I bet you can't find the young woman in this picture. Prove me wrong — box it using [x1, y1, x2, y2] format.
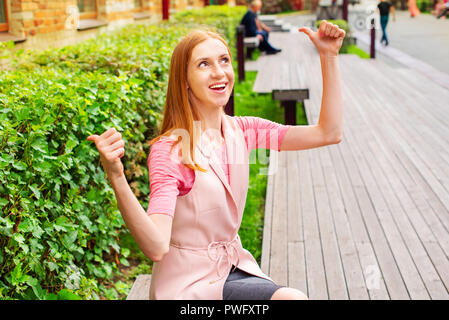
[87, 20, 345, 300]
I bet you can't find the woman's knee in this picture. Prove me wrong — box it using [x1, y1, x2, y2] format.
[270, 287, 308, 300]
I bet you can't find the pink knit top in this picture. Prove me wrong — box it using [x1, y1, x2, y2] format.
[147, 116, 291, 217]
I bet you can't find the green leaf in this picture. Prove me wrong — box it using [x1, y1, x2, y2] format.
[54, 216, 73, 232]
[57, 289, 81, 300]
[62, 230, 78, 249]
[26, 277, 46, 300]
[86, 188, 97, 202]
[13, 233, 25, 244]
[61, 171, 71, 182]
[0, 198, 8, 208]
[12, 161, 26, 171]
[66, 134, 79, 152]
[10, 262, 25, 286]
[29, 184, 41, 200]
[119, 258, 130, 267]
[47, 261, 58, 272]
[31, 137, 48, 154]
[45, 293, 58, 300]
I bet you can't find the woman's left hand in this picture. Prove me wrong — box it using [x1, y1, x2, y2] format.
[299, 20, 346, 57]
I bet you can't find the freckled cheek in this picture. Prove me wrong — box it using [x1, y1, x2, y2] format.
[226, 68, 235, 88]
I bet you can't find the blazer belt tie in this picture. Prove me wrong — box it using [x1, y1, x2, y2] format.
[169, 235, 241, 284]
[207, 236, 240, 284]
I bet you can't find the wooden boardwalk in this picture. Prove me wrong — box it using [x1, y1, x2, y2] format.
[259, 32, 449, 300]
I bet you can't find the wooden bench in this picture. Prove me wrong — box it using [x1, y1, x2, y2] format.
[253, 60, 309, 125]
[126, 274, 152, 300]
[259, 15, 291, 33]
[244, 36, 260, 60]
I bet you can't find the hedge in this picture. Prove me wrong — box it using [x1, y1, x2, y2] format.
[0, 5, 246, 300]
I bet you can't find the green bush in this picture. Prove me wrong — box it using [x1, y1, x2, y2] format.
[0, 5, 246, 300]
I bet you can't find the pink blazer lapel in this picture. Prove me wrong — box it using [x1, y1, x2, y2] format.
[196, 113, 247, 213]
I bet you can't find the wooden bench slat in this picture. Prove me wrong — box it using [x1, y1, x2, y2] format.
[126, 274, 152, 300]
[244, 37, 260, 48]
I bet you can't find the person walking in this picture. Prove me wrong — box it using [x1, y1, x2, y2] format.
[87, 21, 345, 300]
[377, 0, 396, 46]
[408, 0, 421, 17]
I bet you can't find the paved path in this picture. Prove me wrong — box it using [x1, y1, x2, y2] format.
[271, 9, 449, 88]
[366, 10, 449, 75]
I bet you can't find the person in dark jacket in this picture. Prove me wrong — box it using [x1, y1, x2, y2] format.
[376, 0, 396, 46]
[240, 0, 281, 54]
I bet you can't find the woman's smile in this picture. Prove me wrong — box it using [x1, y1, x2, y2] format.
[187, 38, 235, 111]
[208, 81, 228, 93]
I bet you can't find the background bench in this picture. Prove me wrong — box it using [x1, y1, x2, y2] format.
[244, 36, 260, 59]
[259, 15, 292, 32]
[253, 60, 309, 125]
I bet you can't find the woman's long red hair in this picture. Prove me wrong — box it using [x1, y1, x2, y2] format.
[148, 30, 232, 172]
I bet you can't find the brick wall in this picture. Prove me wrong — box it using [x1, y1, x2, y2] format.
[9, 0, 76, 37]
[5, 0, 207, 40]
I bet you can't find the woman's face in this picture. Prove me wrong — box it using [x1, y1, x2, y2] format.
[186, 38, 234, 114]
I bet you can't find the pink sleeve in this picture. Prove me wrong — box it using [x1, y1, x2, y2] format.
[146, 138, 194, 217]
[234, 116, 291, 151]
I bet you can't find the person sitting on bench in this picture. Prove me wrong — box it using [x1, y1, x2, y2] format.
[240, 0, 282, 55]
[437, 0, 449, 18]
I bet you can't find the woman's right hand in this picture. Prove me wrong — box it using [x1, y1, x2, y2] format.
[87, 128, 125, 181]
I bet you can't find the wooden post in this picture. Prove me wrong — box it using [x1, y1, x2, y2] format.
[370, 18, 375, 59]
[225, 88, 234, 116]
[162, 0, 169, 20]
[236, 25, 245, 83]
[401, 0, 407, 10]
[343, 0, 348, 21]
[282, 101, 297, 125]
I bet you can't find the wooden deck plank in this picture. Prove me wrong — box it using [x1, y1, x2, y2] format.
[309, 144, 349, 300]
[303, 51, 403, 299]
[303, 53, 390, 299]
[301, 51, 388, 299]
[339, 58, 449, 297]
[287, 151, 303, 244]
[286, 151, 307, 293]
[328, 138, 390, 300]
[268, 151, 288, 286]
[370, 73, 449, 257]
[320, 144, 371, 300]
[341, 58, 449, 258]
[299, 149, 328, 299]
[343, 96, 430, 300]
[344, 56, 449, 183]
[258, 32, 449, 300]
[301, 52, 409, 299]
[341, 60, 435, 300]
[261, 152, 276, 275]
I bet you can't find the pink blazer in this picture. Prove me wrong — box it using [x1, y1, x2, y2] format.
[149, 113, 273, 299]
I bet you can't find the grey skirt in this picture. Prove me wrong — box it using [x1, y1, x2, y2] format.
[222, 266, 283, 300]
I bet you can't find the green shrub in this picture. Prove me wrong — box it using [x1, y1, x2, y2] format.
[0, 5, 246, 300]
